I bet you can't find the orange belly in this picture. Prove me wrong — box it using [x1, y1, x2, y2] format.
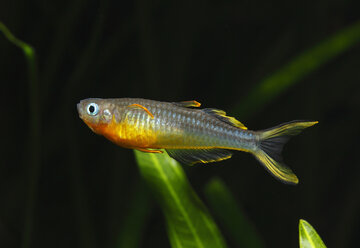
[85, 117, 158, 149]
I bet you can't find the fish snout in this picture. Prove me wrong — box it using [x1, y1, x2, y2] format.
[77, 102, 84, 119]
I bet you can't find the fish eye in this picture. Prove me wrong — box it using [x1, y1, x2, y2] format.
[87, 103, 99, 116]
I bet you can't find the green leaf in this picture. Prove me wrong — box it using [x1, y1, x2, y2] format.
[204, 177, 265, 248]
[299, 219, 326, 248]
[116, 180, 152, 248]
[0, 22, 35, 58]
[134, 150, 227, 248]
[233, 20, 360, 118]
[0, 22, 41, 248]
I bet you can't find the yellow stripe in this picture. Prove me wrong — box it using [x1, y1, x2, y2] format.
[195, 155, 233, 165]
[255, 150, 299, 184]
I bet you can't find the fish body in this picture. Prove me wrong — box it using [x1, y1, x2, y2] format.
[77, 98, 317, 185]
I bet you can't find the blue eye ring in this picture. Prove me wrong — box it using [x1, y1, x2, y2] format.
[87, 103, 99, 116]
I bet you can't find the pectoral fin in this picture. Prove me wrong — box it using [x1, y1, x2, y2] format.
[127, 104, 154, 118]
[166, 148, 232, 165]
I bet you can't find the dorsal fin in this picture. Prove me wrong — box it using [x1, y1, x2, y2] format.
[172, 100, 201, 108]
[202, 108, 247, 130]
[166, 148, 232, 165]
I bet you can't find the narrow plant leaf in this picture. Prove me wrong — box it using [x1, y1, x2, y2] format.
[116, 180, 152, 248]
[0, 22, 41, 248]
[0, 22, 35, 59]
[299, 219, 326, 248]
[204, 177, 265, 248]
[233, 20, 360, 118]
[134, 150, 227, 248]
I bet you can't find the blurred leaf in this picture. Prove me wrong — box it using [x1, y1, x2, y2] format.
[116, 179, 152, 248]
[204, 177, 265, 248]
[233, 20, 360, 118]
[0, 22, 35, 59]
[0, 22, 41, 248]
[134, 150, 227, 248]
[299, 219, 326, 248]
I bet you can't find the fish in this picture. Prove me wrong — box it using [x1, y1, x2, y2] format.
[77, 98, 317, 185]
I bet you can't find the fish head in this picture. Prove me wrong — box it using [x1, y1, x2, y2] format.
[77, 98, 117, 135]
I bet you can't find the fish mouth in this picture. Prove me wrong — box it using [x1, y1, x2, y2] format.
[77, 102, 84, 119]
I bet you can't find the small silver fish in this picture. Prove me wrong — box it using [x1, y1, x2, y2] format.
[77, 98, 318, 185]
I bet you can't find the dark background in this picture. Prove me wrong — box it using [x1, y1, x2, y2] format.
[1, 0, 360, 247]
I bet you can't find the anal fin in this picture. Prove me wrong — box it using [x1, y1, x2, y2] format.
[165, 148, 232, 165]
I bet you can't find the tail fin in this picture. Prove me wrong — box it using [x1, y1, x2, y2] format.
[252, 121, 318, 185]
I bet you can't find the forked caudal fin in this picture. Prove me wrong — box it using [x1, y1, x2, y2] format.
[253, 120, 318, 185]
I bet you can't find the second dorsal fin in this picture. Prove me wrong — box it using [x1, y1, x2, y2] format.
[172, 100, 201, 108]
[202, 108, 247, 130]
